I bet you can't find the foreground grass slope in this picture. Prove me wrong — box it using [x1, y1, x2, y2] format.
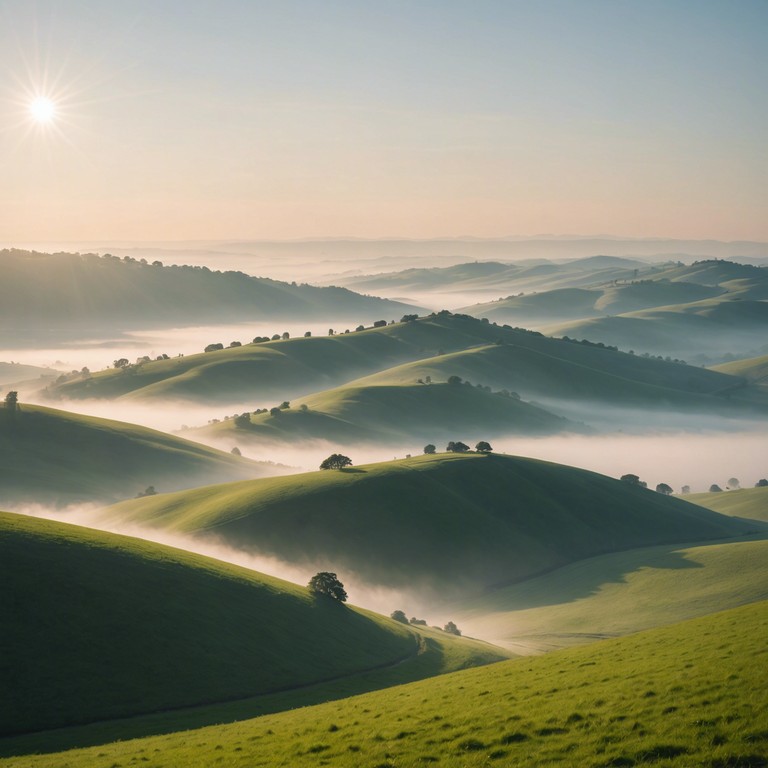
[101, 453, 753, 597]
[0, 403, 275, 506]
[0, 512, 507, 738]
[454, 535, 768, 653]
[7, 600, 767, 768]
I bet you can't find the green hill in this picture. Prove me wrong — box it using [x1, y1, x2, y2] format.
[0, 511, 508, 738]
[0, 362, 57, 386]
[546, 296, 768, 360]
[45, 313, 752, 414]
[99, 453, 753, 599]
[195, 381, 574, 447]
[685, 486, 768, 523]
[453, 536, 768, 653]
[0, 249, 421, 343]
[7, 599, 767, 767]
[0, 403, 276, 506]
[712, 353, 768, 386]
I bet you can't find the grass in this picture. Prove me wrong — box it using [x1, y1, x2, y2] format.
[685, 486, 768, 523]
[196, 380, 574, 446]
[4, 599, 767, 767]
[0, 511, 508, 739]
[100, 453, 754, 598]
[452, 535, 768, 653]
[0, 403, 270, 505]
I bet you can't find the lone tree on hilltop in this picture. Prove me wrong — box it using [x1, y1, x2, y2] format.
[308, 572, 347, 602]
[727, 477, 740, 490]
[656, 483, 673, 495]
[475, 441, 493, 453]
[446, 441, 470, 453]
[709, 484, 723, 493]
[620, 474, 647, 488]
[443, 621, 461, 636]
[423, 444, 436, 455]
[756, 479, 768, 487]
[3, 391, 18, 412]
[320, 453, 353, 470]
[390, 610, 409, 624]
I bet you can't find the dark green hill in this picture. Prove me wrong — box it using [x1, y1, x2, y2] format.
[0, 512, 507, 737]
[0, 249, 421, 343]
[0, 403, 276, 506]
[195, 381, 574, 446]
[101, 453, 752, 599]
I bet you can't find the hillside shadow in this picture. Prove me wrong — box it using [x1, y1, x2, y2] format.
[477, 532, 768, 612]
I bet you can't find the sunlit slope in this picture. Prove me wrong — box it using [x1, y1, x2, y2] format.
[9, 600, 768, 768]
[0, 512, 507, 738]
[686, 486, 768, 522]
[458, 281, 723, 326]
[546, 296, 768, 358]
[0, 404, 271, 506]
[101, 453, 752, 597]
[0, 249, 421, 340]
[454, 536, 768, 653]
[346, 342, 747, 413]
[196, 381, 574, 446]
[712, 353, 768, 386]
[45, 314, 530, 403]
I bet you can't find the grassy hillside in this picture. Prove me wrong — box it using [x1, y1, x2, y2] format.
[0, 362, 57, 386]
[100, 453, 753, 598]
[546, 295, 768, 360]
[7, 599, 767, 767]
[686, 486, 768, 522]
[0, 403, 276, 506]
[195, 381, 574, 447]
[454, 536, 768, 653]
[44, 313, 751, 413]
[0, 249, 421, 342]
[459, 281, 724, 327]
[712, 353, 768, 386]
[0, 512, 508, 738]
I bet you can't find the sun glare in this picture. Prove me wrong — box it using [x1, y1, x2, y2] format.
[29, 96, 56, 124]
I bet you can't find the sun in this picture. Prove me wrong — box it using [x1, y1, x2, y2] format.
[29, 96, 56, 124]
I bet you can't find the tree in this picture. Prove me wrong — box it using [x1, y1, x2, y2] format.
[400, 314, 418, 322]
[475, 441, 493, 453]
[756, 479, 768, 487]
[320, 453, 353, 470]
[136, 486, 156, 498]
[446, 441, 469, 453]
[234, 413, 251, 428]
[447, 375, 462, 385]
[656, 483, 673, 495]
[231, 446, 242, 456]
[681, 485, 691, 494]
[308, 572, 347, 602]
[709, 484, 723, 493]
[373, 320, 387, 328]
[443, 621, 461, 636]
[113, 358, 130, 369]
[390, 610, 409, 624]
[410, 617, 427, 626]
[304, 331, 312, 337]
[204, 343, 223, 352]
[727, 477, 740, 490]
[423, 444, 436, 455]
[620, 474, 647, 487]
[3, 391, 18, 412]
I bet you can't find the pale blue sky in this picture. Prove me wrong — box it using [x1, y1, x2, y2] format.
[1, 1, 766, 240]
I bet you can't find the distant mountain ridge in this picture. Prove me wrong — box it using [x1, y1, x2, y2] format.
[0, 249, 422, 341]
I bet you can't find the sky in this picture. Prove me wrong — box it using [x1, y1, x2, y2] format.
[1, 0, 766, 242]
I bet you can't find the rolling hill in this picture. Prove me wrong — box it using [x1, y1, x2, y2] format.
[99, 453, 754, 599]
[6, 599, 767, 767]
[453, 535, 768, 653]
[685, 486, 768, 523]
[0, 403, 280, 506]
[0, 249, 421, 343]
[43, 313, 756, 417]
[194, 380, 575, 447]
[0, 362, 57, 386]
[0, 512, 507, 738]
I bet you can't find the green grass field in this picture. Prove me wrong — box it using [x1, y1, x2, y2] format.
[0, 403, 272, 505]
[0, 512, 508, 740]
[452, 535, 768, 653]
[5, 599, 766, 767]
[686, 486, 768, 523]
[100, 453, 753, 598]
